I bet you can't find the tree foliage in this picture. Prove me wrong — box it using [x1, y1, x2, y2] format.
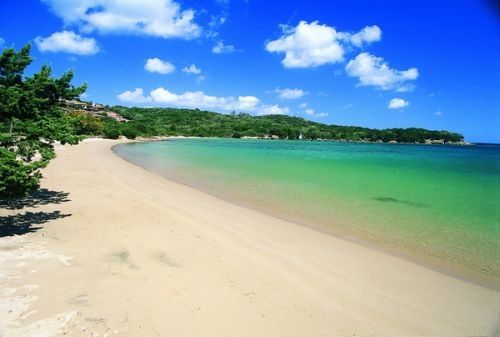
[0, 44, 87, 199]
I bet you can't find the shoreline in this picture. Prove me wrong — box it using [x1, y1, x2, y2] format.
[114, 139, 499, 290]
[1, 138, 499, 336]
[133, 135, 476, 146]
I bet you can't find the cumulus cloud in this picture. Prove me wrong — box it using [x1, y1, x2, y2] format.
[300, 103, 328, 118]
[212, 40, 235, 54]
[150, 88, 260, 110]
[265, 21, 381, 68]
[388, 98, 409, 109]
[346, 52, 419, 90]
[182, 64, 202, 74]
[117, 87, 288, 115]
[275, 88, 308, 100]
[117, 88, 151, 103]
[258, 105, 289, 115]
[145, 58, 175, 74]
[349, 25, 382, 47]
[40, 0, 200, 39]
[35, 30, 99, 55]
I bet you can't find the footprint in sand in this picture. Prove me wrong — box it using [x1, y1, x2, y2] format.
[155, 251, 180, 268]
[66, 293, 89, 307]
[110, 249, 138, 269]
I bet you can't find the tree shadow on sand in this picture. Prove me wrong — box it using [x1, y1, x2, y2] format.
[0, 189, 72, 237]
[0, 211, 71, 237]
[0, 189, 70, 210]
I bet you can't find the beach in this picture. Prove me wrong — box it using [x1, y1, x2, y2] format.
[1, 138, 499, 336]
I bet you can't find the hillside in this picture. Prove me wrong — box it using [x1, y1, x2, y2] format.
[112, 106, 466, 144]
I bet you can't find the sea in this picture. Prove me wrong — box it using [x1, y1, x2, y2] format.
[114, 139, 500, 284]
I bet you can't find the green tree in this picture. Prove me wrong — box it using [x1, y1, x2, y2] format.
[0, 44, 87, 199]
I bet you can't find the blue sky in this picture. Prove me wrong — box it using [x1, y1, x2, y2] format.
[0, 0, 499, 142]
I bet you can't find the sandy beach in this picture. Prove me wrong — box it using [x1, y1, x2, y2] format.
[1, 138, 499, 337]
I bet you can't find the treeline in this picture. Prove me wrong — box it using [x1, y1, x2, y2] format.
[110, 106, 464, 144]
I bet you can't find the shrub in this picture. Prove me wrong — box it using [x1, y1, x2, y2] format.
[103, 127, 120, 139]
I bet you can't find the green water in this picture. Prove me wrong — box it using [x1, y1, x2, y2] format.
[114, 139, 500, 281]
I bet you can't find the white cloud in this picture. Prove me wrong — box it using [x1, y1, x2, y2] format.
[145, 58, 175, 74]
[0, 37, 4, 47]
[346, 52, 419, 90]
[212, 40, 235, 54]
[182, 64, 202, 74]
[435, 110, 443, 116]
[117, 87, 289, 115]
[40, 0, 200, 39]
[208, 15, 227, 29]
[117, 88, 151, 103]
[275, 88, 308, 100]
[150, 88, 261, 111]
[349, 25, 382, 47]
[300, 103, 328, 118]
[258, 105, 289, 115]
[265, 21, 381, 68]
[388, 98, 409, 109]
[35, 30, 99, 55]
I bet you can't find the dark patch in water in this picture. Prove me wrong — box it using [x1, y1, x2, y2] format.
[373, 197, 429, 208]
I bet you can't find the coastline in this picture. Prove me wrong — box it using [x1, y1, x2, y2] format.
[114, 138, 499, 289]
[1, 138, 499, 336]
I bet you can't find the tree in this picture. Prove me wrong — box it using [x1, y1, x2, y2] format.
[0, 44, 87, 199]
[0, 44, 86, 128]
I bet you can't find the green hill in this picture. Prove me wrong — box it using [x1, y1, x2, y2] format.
[111, 106, 465, 144]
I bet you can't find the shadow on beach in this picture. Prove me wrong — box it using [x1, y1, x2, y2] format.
[0, 211, 71, 237]
[0, 189, 71, 210]
[0, 189, 72, 237]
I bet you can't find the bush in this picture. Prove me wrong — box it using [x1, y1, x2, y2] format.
[68, 111, 102, 135]
[103, 127, 120, 139]
[0, 148, 42, 199]
[121, 125, 138, 139]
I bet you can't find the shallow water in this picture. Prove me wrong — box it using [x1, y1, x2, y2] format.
[114, 139, 500, 282]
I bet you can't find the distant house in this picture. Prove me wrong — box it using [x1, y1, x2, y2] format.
[298, 133, 304, 140]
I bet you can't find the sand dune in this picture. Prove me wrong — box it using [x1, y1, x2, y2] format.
[1, 138, 499, 336]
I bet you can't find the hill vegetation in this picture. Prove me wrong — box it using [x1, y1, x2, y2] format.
[112, 106, 464, 144]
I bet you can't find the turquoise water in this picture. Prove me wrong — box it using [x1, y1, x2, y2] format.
[114, 139, 500, 282]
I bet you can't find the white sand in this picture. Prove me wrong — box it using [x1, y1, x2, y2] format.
[1, 138, 499, 336]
